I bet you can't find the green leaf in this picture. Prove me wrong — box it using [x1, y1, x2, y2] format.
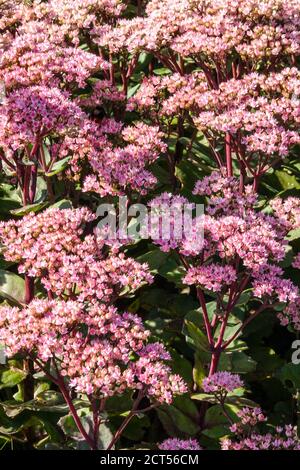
[0, 368, 27, 390]
[234, 289, 253, 306]
[0, 270, 25, 304]
[275, 170, 300, 190]
[170, 349, 193, 387]
[0, 198, 21, 214]
[192, 392, 218, 404]
[121, 415, 150, 441]
[127, 83, 140, 98]
[184, 320, 210, 352]
[98, 422, 114, 450]
[279, 245, 294, 268]
[45, 157, 71, 177]
[157, 404, 199, 437]
[34, 382, 50, 398]
[0, 407, 32, 435]
[50, 199, 73, 210]
[136, 249, 169, 274]
[202, 424, 230, 439]
[225, 396, 257, 407]
[158, 258, 186, 286]
[219, 351, 257, 373]
[10, 201, 48, 216]
[1, 391, 85, 417]
[288, 228, 300, 241]
[277, 363, 300, 390]
[193, 351, 206, 388]
[153, 67, 171, 76]
[206, 404, 238, 427]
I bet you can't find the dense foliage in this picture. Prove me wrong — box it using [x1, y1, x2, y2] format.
[0, 0, 299, 451]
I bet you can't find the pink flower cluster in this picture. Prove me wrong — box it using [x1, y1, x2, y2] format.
[0, 86, 84, 156]
[202, 372, 244, 395]
[183, 264, 237, 293]
[223, 409, 300, 451]
[129, 68, 300, 163]
[0, 207, 96, 269]
[106, 0, 300, 60]
[151, 175, 287, 268]
[0, 202, 187, 406]
[0, 299, 186, 402]
[149, 193, 200, 253]
[222, 426, 300, 450]
[223, 406, 300, 450]
[149, 174, 300, 330]
[192, 69, 300, 158]
[270, 197, 300, 231]
[0, 207, 153, 301]
[158, 438, 201, 450]
[229, 407, 266, 435]
[0, 23, 104, 90]
[292, 253, 300, 269]
[0, 1, 167, 199]
[81, 122, 166, 196]
[30, 0, 125, 46]
[193, 170, 257, 216]
[105, 1, 300, 179]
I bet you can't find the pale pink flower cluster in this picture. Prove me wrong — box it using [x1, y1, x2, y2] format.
[158, 438, 201, 450]
[106, 0, 300, 60]
[83, 122, 166, 196]
[202, 372, 243, 395]
[0, 2, 166, 198]
[193, 170, 257, 216]
[30, 0, 125, 46]
[127, 72, 208, 118]
[0, 299, 186, 401]
[223, 424, 300, 450]
[0, 91, 164, 196]
[127, 345, 187, 404]
[151, 178, 287, 267]
[225, 406, 300, 450]
[150, 174, 300, 329]
[61, 119, 165, 196]
[0, 207, 96, 268]
[230, 407, 266, 435]
[0, 0, 27, 33]
[0, 208, 153, 301]
[149, 193, 199, 252]
[0, 24, 104, 90]
[183, 264, 237, 292]
[141, 69, 300, 159]
[270, 197, 300, 231]
[0, 86, 84, 156]
[252, 265, 299, 304]
[79, 80, 125, 108]
[192, 69, 300, 156]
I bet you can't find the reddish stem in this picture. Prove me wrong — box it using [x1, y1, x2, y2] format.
[56, 374, 97, 450]
[107, 391, 145, 450]
[29, 164, 37, 204]
[225, 132, 233, 177]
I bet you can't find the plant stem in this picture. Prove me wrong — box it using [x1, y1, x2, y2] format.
[25, 276, 34, 304]
[107, 391, 144, 450]
[56, 374, 97, 450]
[225, 132, 233, 177]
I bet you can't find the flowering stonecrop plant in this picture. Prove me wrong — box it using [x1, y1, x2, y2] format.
[0, 207, 186, 449]
[0, 0, 300, 452]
